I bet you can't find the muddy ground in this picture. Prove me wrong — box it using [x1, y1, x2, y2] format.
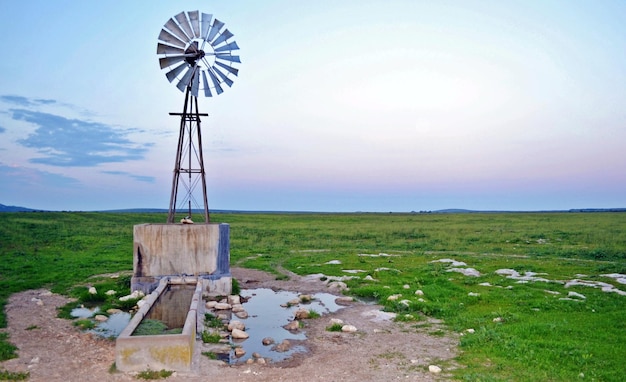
[0, 267, 459, 381]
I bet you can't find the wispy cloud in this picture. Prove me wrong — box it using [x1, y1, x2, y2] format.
[0, 125, 5, 133]
[0, 95, 57, 107]
[0, 162, 79, 188]
[101, 170, 155, 183]
[10, 109, 151, 167]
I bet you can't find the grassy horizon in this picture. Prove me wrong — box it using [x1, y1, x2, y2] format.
[1, 211, 625, 380]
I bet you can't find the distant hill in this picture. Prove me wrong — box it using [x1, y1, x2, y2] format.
[0, 203, 39, 212]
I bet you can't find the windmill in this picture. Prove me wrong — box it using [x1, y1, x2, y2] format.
[157, 11, 240, 223]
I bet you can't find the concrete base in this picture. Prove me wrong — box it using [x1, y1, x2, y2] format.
[131, 223, 231, 295]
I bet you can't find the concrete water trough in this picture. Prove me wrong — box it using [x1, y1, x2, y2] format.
[115, 276, 203, 372]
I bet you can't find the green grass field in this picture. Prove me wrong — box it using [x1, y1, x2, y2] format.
[1, 211, 625, 380]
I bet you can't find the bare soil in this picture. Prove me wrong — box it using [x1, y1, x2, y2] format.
[0, 267, 459, 381]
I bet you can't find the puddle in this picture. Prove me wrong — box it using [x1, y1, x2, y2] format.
[71, 306, 132, 338]
[229, 288, 345, 364]
[71, 306, 100, 318]
[89, 312, 131, 338]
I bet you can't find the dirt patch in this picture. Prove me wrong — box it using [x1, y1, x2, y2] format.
[0, 268, 459, 381]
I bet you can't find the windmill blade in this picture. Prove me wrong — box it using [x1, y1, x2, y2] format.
[201, 13, 213, 40]
[174, 12, 194, 42]
[214, 41, 239, 52]
[206, 67, 224, 94]
[164, 18, 191, 43]
[165, 62, 187, 82]
[212, 65, 234, 87]
[157, 43, 185, 55]
[159, 55, 185, 69]
[216, 53, 241, 63]
[191, 68, 200, 97]
[211, 29, 233, 46]
[188, 11, 200, 38]
[207, 19, 225, 43]
[158, 28, 186, 48]
[177, 66, 195, 92]
[215, 60, 239, 76]
[201, 71, 213, 97]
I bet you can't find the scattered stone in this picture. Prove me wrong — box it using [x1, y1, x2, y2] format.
[231, 304, 245, 312]
[105, 290, 116, 296]
[448, 267, 481, 277]
[214, 302, 232, 310]
[31, 298, 43, 306]
[256, 358, 266, 364]
[299, 294, 313, 302]
[342, 269, 366, 274]
[568, 291, 586, 299]
[284, 320, 300, 331]
[429, 365, 442, 373]
[234, 310, 249, 319]
[234, 347, 246, 357]
[274, 339, 291, 352]
[106, 308, 122, 314]
[387, 294, 402, 301]
[228, 320, 245, 331]
[493, 317, 503, 323]
[466, 328, 475, 333]
[119, 290, 144, 301]
[231, 328, 249, 339]
[403, 284, 410, 289]
[468, 292, 480, 297]
[341, 325, 357, 333]
[252, 352, 262, 358]
[478, 282, 492, 286]
[327, 281, 348, 291]
[262, 337, 275, 345]
[205, 301, 217, 309]
[228, 295, 241, 305]
[287, 298, 300, 306]
[325, 260, 342, 265]
[335, 296, 354, 305]
[94, 315, 108, 322]
[364, 275, 377, 281]
[329, 318, 344, 325]
[431, 258, 467, 267]
[88, 287, 97, 295]
[415, 289, 424, 296]
[294, 308, 309, 320]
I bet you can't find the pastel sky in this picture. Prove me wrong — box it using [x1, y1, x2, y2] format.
[1, 0, 625, 212]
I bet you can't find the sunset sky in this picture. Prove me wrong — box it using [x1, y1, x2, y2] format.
[1, 0, 625, 212]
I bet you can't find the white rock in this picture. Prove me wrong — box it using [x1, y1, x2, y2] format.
[205, 301, 217, 309]
[327, 281, 348, 291]
[415, 289, 424, 296]
[329, 318, 344, 325]
[234, 310, 249, 319]
[94, 315, 108, 322]
[466, 328, 475, 333]
[468, 292, 480, 297]
[447, 267, 481, 277]
[119, 290, 144, 301]
[341, 325, 357, 333]
[429, 365, 442, 373]
[88, 287, 97, 295]
[493, 317, 503, 323]
[234, 347, 246, 357]
[214, 302, 232, 310]
[403, 284, 410, 289]
[568, 291, 586, 299]
[387, 294, 402, 301]
[364, 275, 377, 281]
[325, 260, 342, 265]
[228, 295, 241, 305]
[231, 328, 249, 339]
[31, 298, 43, 306]
[228, 320, 245, 331]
